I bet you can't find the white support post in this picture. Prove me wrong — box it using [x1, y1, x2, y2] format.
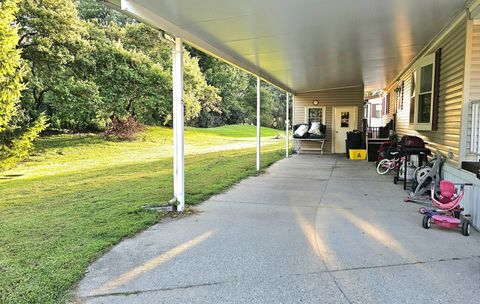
[285, 93, 289, 158]
[173, 37, 185, 212]
[292, 95, 296, 152]
[256, 77, 261, 171]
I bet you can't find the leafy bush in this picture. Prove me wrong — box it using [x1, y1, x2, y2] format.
[0, 114, 47, 170]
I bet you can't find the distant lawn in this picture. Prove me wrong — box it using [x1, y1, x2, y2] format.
[187, 124, 282, 138]
[0, 125, 289, 304]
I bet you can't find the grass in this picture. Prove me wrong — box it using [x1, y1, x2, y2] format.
[0, 125, 288, 304]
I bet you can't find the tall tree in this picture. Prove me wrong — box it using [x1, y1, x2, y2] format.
[189, 49, 251, 126]
[0, 0, 24, 132]
[77, 0, 132, 26]
[16, 0, 88, 120]
[0, 0, 46, 170]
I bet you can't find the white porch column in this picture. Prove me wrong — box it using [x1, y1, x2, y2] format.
[256, 77, 261, 171]
[292, 95, 296, 153]
[292, 95, 295, 126]
[173, 37, 185, 212]
[285, 93, 289, 158]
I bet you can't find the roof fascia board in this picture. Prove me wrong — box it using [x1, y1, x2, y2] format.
[104, 0, 294, 93]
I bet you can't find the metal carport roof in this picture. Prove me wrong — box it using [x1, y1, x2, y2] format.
[106, 0, 470, 93]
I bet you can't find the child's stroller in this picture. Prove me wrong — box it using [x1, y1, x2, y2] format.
[404, 153, 444, 204]
[421, 180, 472, 236]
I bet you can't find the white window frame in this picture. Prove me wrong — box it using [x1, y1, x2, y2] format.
[410, 53, 436, 131]
[305, 106, 326, 125]
[470, 101, 480, 155]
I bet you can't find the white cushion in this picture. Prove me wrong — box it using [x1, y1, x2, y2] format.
[294, 124, 308, 137]
[308, 122, 321, 135]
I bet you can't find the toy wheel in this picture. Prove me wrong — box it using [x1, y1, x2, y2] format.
[377, 159, 390, 175]
[399, 164, 405, 177]
[422, 215, 431, 229]
[419, 207, 427, 214]
[462, 221, 471, 236]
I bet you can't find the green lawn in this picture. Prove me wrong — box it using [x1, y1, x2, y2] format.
[0, 125, 288, 304]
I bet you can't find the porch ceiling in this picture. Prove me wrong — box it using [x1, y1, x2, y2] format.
[107, 0, 469, 93]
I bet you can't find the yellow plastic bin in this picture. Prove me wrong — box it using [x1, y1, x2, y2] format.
[349, 149, 367, 160]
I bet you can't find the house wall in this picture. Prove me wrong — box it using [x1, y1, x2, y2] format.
[294, 86, 364, 153]
[384, 13, 480, 229]
[385, 18, 467, 167]
[465, 22, 480, 160]
[365, 97, 383, 128]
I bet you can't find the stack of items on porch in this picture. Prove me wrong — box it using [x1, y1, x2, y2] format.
[345, 130, 366, 159]
[292, 123, 327, 154]
[374, 135, 431, 186]
[292, 122, 326, 139]
[372, 134, 474, 236]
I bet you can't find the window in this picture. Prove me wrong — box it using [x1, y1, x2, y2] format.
[409, 71, 416, 123]
[375, 106, 381, 118]
[395, 81, 404, 111]
[470, 101, 480, 155]
[418, 64, 433, 123]
[341, 112, 350, 128]
[409, 53, 436, 130]
[305, 107, 325, 124]
[371, 104, 381, 118]
[386, 94, 390, 115]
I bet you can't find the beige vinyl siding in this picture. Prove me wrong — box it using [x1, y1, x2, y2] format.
[466, 23, 480, 156]
[470, 23, 480, 100]
[386, 19, 466, 167]
[294, 86, 364, 153]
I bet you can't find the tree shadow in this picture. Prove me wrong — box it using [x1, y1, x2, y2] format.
[35, 134, 107, 151]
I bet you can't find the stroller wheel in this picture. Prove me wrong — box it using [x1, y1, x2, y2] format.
[462, 221, 471, 236]
[422, 215, 431, 229]
[419, 207, 427, 214]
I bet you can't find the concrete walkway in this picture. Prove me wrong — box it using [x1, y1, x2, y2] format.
[77, 155, 480, 304]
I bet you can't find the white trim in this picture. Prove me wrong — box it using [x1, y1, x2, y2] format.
[173, 37, 185, 212]
[409, 53, 435, 130]
[256, 77, 261, 171]
[460, 19, 474, 167]
[285, 93, 289, 158]
[292, 95, 296, 125]
[304, 106, 326, 125]
[332, 106, 358, 154]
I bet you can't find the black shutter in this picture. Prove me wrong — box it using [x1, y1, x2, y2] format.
[432, 48, 442, 131]
[386, 93, 390, 115]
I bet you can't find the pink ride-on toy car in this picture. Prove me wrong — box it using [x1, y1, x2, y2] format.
[420, 180, 473, 236]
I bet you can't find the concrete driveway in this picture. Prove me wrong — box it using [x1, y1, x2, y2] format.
[76, 155, 480, 303]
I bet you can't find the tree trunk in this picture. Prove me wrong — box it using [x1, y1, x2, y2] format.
[126, 99, 135, 116]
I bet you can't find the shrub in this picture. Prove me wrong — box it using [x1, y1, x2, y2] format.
[104, 116, 144, 141]
[0, 114, 48, 170]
